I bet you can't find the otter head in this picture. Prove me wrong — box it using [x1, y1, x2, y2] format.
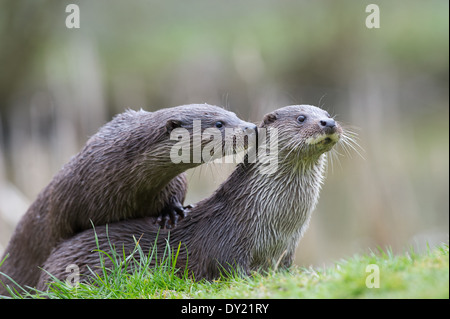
[163, 104, 257, 165]
[261, 104, 342, 163]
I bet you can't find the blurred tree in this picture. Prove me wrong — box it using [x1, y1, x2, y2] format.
[0, 0, 59, 145]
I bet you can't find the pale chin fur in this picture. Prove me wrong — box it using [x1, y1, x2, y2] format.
[305, 132, 340, 145]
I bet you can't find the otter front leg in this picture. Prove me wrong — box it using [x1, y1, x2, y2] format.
[153, 173, 188, 229]
[155, 197, 188, 229]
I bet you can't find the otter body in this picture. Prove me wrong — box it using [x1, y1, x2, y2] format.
[1, 103, 255, 294]
[37, 104, 343, 289]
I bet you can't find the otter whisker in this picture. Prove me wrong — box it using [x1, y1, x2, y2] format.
[328, 148, 343, 174]
[339, 130, 365, 160]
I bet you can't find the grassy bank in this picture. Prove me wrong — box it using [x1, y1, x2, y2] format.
[2, 243, 448, 299]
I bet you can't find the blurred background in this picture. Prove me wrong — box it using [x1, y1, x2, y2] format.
[0, 0, 448, 267]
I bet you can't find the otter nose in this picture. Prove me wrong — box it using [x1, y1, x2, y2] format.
[243, 123, 257, 134]
[320, 118, 336, 128]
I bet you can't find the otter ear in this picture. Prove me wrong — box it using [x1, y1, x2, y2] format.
[263, 113, 277, 125]
[166, 119, 183, 133]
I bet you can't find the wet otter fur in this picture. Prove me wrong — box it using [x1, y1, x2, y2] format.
[36, 104, 343, 289]
[0, 103, 255, 294]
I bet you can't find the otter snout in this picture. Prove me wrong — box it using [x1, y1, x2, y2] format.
[243, 123, 258, 134]
[320, 118, 336, 129]
[319, 118, 342, 138]
[241, 123, 258, 150]
[319, 118, 336, 135]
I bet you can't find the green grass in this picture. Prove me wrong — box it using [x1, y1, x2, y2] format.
[208, 244, 449, 299]
[1, 242, 448, 299]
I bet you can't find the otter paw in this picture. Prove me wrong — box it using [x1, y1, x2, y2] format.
[155, 200, 188, 229]
[155, 212, 172, 229]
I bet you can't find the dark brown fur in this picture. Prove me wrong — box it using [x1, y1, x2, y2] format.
[36, 104, 343, 290]
[0, 103, 255, 294]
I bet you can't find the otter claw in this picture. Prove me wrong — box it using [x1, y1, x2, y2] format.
[155, 199, 188, 229]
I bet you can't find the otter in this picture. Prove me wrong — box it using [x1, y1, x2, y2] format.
[0, 103, 256, 295]
[36, 104, 344, 289]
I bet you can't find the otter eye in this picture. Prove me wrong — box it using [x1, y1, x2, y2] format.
[297, 115, 306, 123]
[325, 112, 331, 118]
[215, 121, 224, 128]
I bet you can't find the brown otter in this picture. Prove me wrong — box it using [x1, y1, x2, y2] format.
[0, 103, 256, 295]
[36, 104, 344, 289]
